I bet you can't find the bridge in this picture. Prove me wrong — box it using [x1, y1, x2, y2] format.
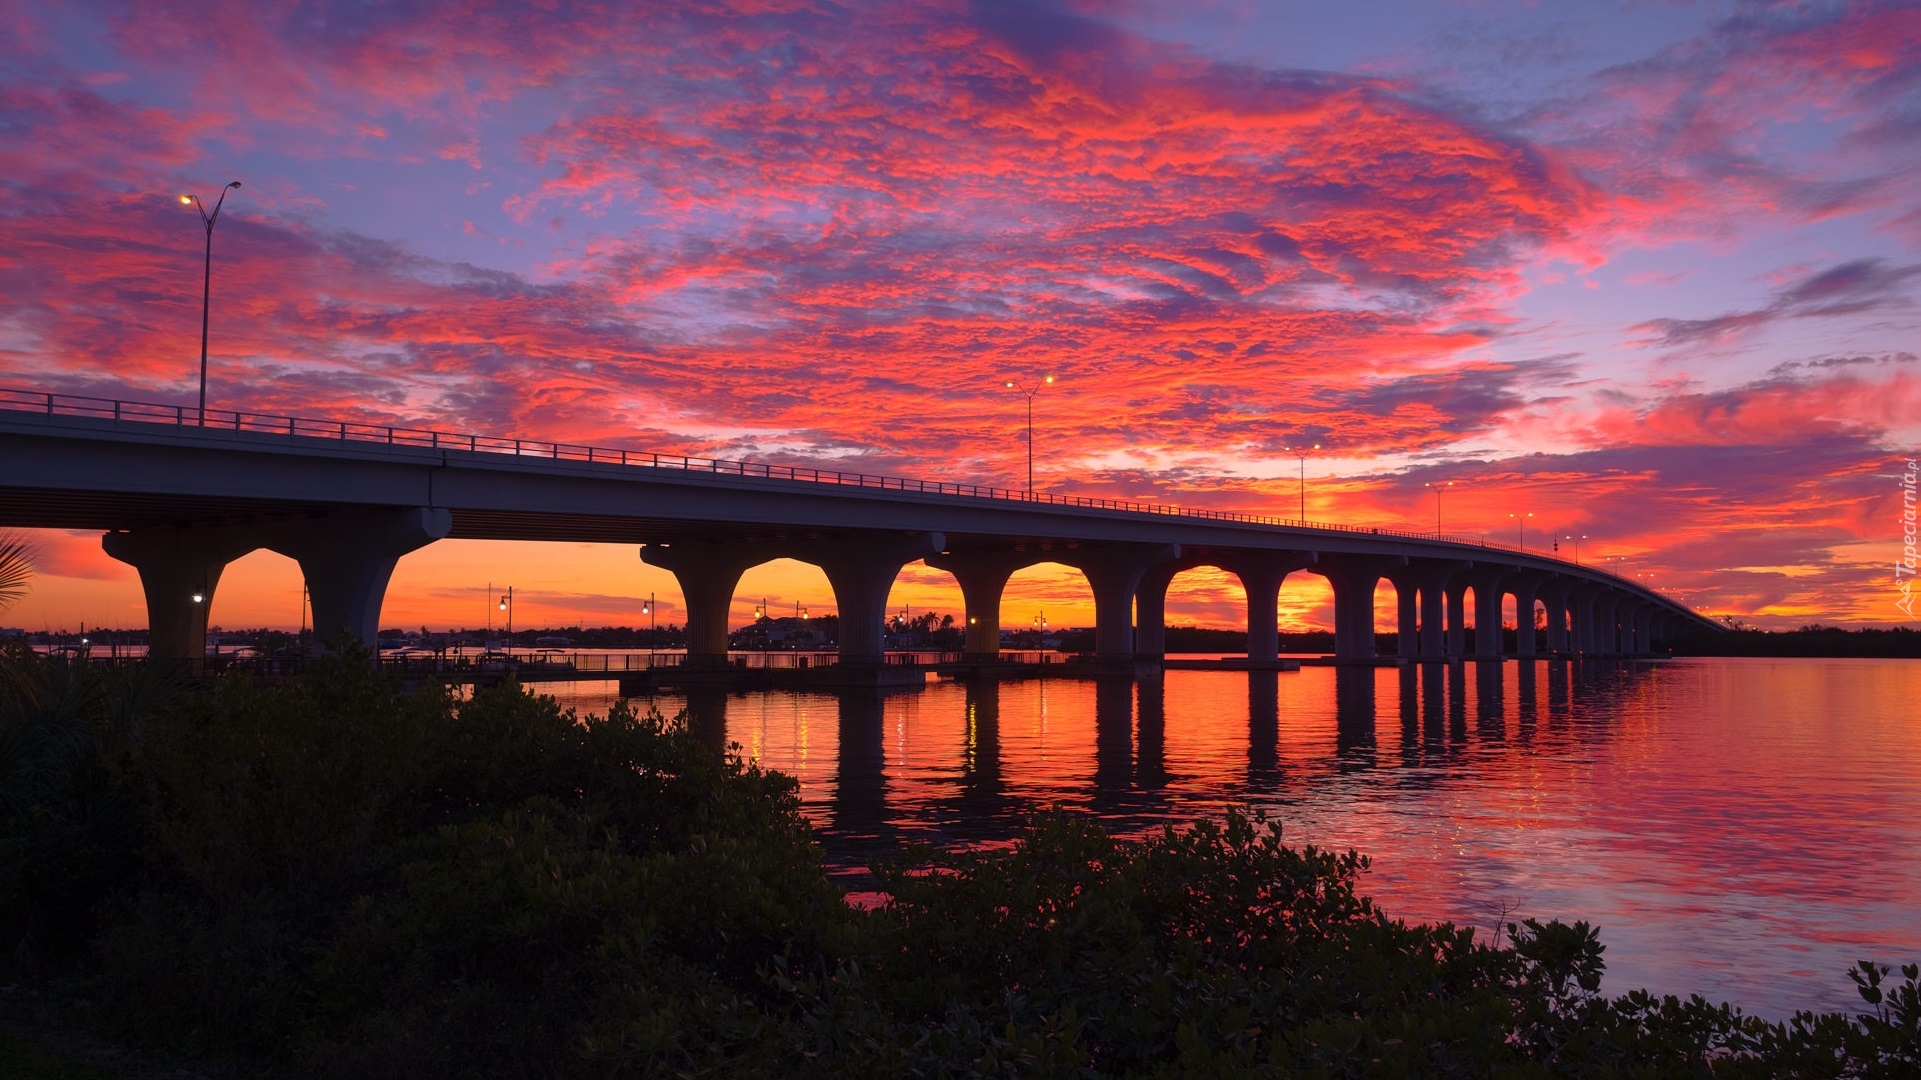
[0, 387, 1719, 670]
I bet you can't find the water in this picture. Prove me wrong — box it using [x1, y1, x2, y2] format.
[531, 656, 1921, 1020]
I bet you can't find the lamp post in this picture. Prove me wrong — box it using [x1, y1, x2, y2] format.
[1509, 512, 1534, 552]
[641, 593, 655, 664]
[1424, 479, 1453, 534]
[181, 181, 242, 424]
[1287, 444, 1320, 522]
[1563, 533, 1587, 565]
[1004, 375, 1055, 494]
[497, 586, 514, 651]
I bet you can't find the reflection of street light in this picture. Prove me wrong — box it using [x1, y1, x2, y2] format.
[1509, 511, 1534, 552]
[1287, 444, 1320, 522]
[1424, 479, 1453, 533]
[181, 181, 242, 423]
[1004, 375, 1056, 493]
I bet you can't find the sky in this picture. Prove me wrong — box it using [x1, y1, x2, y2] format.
[3, 0, 1918, 635]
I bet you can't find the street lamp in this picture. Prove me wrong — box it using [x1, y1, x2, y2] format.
[181, 181, 242, 423]
[1563, 533, 1587, 565]
[1287, 444, 1320, 522]
[1424, 479, 1453, 534]
[641, 593, 655, 663]
[1509, 512, 1534, 552]
[1004, 375, 1055, 494]
[498, 586, 514, 649]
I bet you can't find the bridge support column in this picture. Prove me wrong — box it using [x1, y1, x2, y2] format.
[1322, 557, 1399, 663]
[641, 542, 769, 665]
[1131, 558, 1190, 662]
[1539, 580, 1573, 655]
[1420, 582, 1446, 658]
[1568, 587, 1600, 655]
[1466, 567, 1508, 661]
[104, 507, 452, 664]
[102, 527, 261, 666]
[927, 548, 1042, 662]
[1596, 592, 1623, 655]
[265, 508, 452, 653]
[1445, 580, 1469, 659]
[1385, 567, 1424, 661]
[806, 533, 945, 664]
[1218, 552, 1316, 662]
[1061, 544, 1180, 660]
[1629, 599, 1659, 653]
[1509, 575, 1545, 659]
[1412, 562, 1466, 661]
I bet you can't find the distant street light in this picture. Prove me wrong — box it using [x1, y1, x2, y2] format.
[641, 593, 655, 663]
[1424, 479, 1453, 534]
[498, 586, 514, 647]
[1509, 511, 1534, 552]
[1288, 444, 1320, 523]
[1004, 375, 1055, 494]
[181, 181, 242, 423]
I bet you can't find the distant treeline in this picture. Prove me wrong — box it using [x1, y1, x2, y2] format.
[1675, 625, 1921, 658]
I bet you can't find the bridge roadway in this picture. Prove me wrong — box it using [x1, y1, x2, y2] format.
[0, 388, 1719, 668]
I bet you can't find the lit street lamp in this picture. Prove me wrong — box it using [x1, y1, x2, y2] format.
[1424, 479, 1453, 534]
[1563, 533, 1587, 565]
[1004, 375, 1055, 494]
[1288, 444, 1320, 522]
[497, 586, 514, 649]
[181, 181, 242, 423]
[1509, 511, 1534, 552]
[641, 593, 655, 662]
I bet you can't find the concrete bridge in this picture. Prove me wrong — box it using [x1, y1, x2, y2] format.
[0, 388, 1719, 668]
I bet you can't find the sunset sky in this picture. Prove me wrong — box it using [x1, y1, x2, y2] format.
[4, 0, 1918, 635]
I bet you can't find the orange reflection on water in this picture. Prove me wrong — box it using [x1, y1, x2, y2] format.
[560, 657, 1921, 1019]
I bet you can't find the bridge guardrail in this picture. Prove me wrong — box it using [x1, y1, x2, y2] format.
[3, 385, 1564, 559]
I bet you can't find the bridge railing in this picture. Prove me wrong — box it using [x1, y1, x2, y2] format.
[3, 385, 1551, 557]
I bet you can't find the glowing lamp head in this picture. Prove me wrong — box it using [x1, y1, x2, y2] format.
[1044, 375, 1055, 384]
[179, 194, 193, 205]
[1004, 380, 1015, 389]
[190, 592, 205, 604]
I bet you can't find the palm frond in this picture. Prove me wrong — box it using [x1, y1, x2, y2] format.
[0, 530, 37, 613]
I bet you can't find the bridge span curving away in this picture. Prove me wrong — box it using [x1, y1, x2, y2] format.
[1, 388, 1719, 666]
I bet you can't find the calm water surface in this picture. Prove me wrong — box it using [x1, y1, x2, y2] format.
[538, 656, 1921, 1019]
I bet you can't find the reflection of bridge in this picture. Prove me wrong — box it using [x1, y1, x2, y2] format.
[1, 388, 1718, 667]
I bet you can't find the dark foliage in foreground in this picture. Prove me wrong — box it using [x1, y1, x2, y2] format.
[2, 647, 1916, 1078]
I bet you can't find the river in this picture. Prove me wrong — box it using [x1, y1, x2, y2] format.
[531, 655, 1921, 1020]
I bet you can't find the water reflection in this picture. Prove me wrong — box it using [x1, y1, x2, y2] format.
[831, 689, 889, 837]
[579, 657, 1921, 1020]
[1248, 672, 1279, 780]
